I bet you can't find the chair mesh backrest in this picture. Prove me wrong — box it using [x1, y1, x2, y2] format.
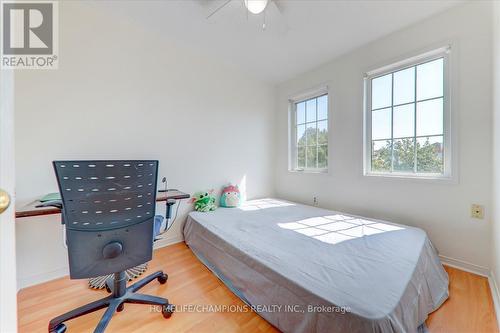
[53, 160, 158, 231]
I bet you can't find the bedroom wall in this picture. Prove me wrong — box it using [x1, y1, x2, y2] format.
[14, 1, 275, 288]
[274, 2, 493, 270]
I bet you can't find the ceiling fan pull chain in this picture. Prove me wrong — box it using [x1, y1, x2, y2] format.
[246, 0, 249, 21]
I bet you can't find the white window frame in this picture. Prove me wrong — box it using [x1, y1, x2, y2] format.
[289, 86, 329, 173]
[363, 46, 453, 180]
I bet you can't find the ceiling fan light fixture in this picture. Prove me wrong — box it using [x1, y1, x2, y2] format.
[244, 0, 268, 14]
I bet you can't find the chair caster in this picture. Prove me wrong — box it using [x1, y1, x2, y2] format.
[162, 304, 174, 319]
[157, 273, 168, 284]
[117, 303, 124, 312]
[50, 323, 67, 333]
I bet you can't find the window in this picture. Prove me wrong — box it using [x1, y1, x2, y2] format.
[290, 93, 328, 172]
[364, 47, 451, 179]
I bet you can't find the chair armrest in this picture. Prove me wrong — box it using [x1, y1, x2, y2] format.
[36, 199, 63, 210]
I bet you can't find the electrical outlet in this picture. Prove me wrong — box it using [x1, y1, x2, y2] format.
[471, 204, 484, 219]
[313, 197, 318, 207]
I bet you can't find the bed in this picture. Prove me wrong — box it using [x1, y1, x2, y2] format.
[183, 198, 449, 333]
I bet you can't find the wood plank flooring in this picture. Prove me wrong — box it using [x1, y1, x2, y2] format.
[426, 265, 498, 332]
[18, 243, 498, 332]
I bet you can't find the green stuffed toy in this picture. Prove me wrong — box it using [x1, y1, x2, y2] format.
[190, 190, 217, 212]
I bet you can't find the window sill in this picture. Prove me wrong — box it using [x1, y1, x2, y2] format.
[364, 172, 457, 184]
[289, 168, 329, 174]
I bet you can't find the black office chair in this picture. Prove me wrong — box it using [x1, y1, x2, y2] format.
[48, 160, 173, 333]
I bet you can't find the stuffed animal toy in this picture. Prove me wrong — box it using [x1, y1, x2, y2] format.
[190, 190, 217, 212]
[220, 184, 241, 208]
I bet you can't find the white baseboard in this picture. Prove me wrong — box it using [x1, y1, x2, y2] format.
[154, 234, 184, 249]
[439, 254, 490, 277]
[17, 236, 184, 291]
[489, 272, 500, 326]
[17, 266, 69, 290]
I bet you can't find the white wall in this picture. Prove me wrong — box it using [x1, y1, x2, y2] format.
[15, 2, 275, 288]
[274, 2, 492, 270]
[491, 0, 500, 300]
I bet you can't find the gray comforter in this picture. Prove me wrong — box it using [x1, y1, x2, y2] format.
[183, 198, 449, 333]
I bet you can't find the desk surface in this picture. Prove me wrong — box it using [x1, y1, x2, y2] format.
[15, 190, 190, 219]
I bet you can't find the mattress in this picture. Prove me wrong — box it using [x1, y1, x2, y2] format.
[183, 198, 449, 333]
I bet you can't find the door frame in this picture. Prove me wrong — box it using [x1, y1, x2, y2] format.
[0, 68, 18, 332]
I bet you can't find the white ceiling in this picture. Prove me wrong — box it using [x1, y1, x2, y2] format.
[102, 0, 464, 84]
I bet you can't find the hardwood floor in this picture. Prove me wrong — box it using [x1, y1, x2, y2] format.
[426, 265, 498, 333]
[18, 243, 498, 333]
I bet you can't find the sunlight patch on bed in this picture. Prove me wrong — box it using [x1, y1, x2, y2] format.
[278, 214, 404, 245]
[239, 198, 295, 211]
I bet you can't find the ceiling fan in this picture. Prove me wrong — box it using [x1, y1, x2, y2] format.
[206, 0, 282, 30]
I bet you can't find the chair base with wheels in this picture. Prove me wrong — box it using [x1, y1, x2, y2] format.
[48, 270, 174, 333]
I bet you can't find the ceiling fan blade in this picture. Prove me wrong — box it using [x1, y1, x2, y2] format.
[265, 0, 289, 33]
[206, 0, 232, 19]
[271, 0, 284, 14]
